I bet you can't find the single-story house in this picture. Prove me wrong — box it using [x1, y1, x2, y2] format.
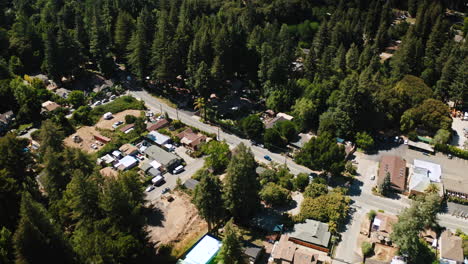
[147, 131, 171, 146]
[377, 156, 407, 193]
[144, 145, 181, 171]
[94, 134, 111, 144]
[140, 160, 161, 177]
[100, 167, 119, 178]
[55, 88, 71, 99]
[146, 119, 169, 132]
[120, 123, 135, 133]
[407, 140, 435, 154]
[177, 128, 206, 151]
[420, 229, 438, 247]
[183, 179, 200, 190]
[439, 230, 464, 264]
[112, 150, 122, 159]
[114, 155, 138, 171]
[243, 244, 263, 264]
[271, 235, 325, 264]
[277, 112, 294, 121]
[119, 143, 139, 156]
[371, 213, 398, 244]
[41, 101, 61, 112]
[177, 235, 222, 264]
[287, 219, 331, 253]
[97, 154, 116, 165]
[265, 116, 288, 129]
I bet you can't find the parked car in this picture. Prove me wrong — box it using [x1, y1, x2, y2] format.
[151, 175, 164, 186]
[404, 139, 408, 145]
[145, 185, 155, 192]
[173, 165, 185, 174]
[448, 154, 453, 159]
[92, 101, 102, 107]
[161, 187, 170, 194]
[110, 95, 117, 100]
[264, 155, 272, 161]
[112, 121, 123, 129]
[370, 175, 375, 180]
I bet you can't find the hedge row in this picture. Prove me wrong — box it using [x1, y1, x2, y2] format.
[434, 144, 468, 159]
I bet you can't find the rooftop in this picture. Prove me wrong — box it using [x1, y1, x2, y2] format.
[179, 235, 222, 264]
[288, 219, 331, 248]
[115, 155, 138, 170]
[440, 230, 464, 262]
[144, 145, 179, 167]
[147, 131, 171, 145]
[377, 156, 407, 192]
[41, 101, 61, 112]
[372, 213, 398, 234]
[184, 179, 200, 190]
[413, 160, 441, 183]
[119, 143, 139, 156]
[146, 119, 169, 131]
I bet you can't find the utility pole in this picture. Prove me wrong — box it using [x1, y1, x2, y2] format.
[176, 108, 179, 120]
[217, 127, 220, 141]
[159, 103, 162, 114]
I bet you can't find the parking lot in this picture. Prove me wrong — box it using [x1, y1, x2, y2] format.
[95, 109, 142, 130]
[144, 154, 205, 202]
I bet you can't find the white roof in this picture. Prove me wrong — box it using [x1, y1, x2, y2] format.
[101, 154, 115, 164]
[148, 131, 171, 145]
[112, 150, 122, 157]
[413, 160, 441, 182]
[116, 155, 137, 168]
[373, 218, 381, 227]
[276, 112, 293, 120]
[183, 235, 222, 264]
[150, 160, 161, 169]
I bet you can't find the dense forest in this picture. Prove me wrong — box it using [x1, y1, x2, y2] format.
[0, 0, 467, 263]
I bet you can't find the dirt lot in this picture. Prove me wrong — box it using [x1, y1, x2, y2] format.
[368, 243, 398, 262]
[146, 191, 207, 256]
[95, 109, 142, 130]
[64, 126, 107, 153]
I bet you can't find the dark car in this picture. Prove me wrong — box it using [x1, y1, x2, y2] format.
[264, 155, 272, 161]
[161, 187, 170, 194]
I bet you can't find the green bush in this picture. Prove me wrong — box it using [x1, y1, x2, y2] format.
[435, 144, 468, 159]
[367, 210, 376, 220]
[125, 115, 137, 124]
[361, 241, 373, 257]
[448, 196, 468, 205]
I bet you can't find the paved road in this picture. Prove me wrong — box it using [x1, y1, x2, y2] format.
[130, 89, 312, 175]
[130, 88, 468, 260]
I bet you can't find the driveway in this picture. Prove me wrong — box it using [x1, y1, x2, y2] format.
[144, 158, 205, 202]
[333, 206, 365, 264]
[451, 117, 467, 149]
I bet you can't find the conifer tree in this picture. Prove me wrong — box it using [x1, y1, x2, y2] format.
[192, 170, 225, 231]
[215, 220, 243, 264]
[127, 11, 149, 80]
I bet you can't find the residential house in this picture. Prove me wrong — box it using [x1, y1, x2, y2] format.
[377, 156, 407, 193]
[439, 230, 464, 264]
[144, 145, 181, 171]
[408, 160, 443, 196]
[120, 123, 135, 133]
[287, 219, 331, 253]
[140, 160, 161, 177]
[243, 244, 263, 264]
[55, 88, 71, 99]
[371, 213, 398, 245]
[147, 131, 171, 146]
[265, 116, 288, 129]
[277, 112, 294, 121]
[41, 101, 61, 112]
[177, 128, 206, 151]
[183, 179, 199, 190]
[146, 119, 169, 132]
[420, 229, 438, 247]
[114, 155, 138, 171]
[97, 154, 116, 166]
[119, 143, 139, 156]
[271, 235, 325, 264]
[0, 110, 14, 133]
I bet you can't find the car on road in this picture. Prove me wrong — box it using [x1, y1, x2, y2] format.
[370, 175, 375, 180]
[161, 187, 170, 194]
[404, 139, 408, 145]
[110, 95, 117, 100]
[422, 152, 430, 156]
[448, 154, 453, 159]
[145, 185, 155, 192]
[92, 101, 102, 107]
[264, 155, 272, 161]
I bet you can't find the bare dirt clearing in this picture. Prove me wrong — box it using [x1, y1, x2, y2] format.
[145, 191, 207, 256]
[64, 126, 106, 153]
[95, 109, 142, 130]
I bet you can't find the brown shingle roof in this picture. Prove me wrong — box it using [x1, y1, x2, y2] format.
[146, 119, 169, 132]
[378, 156, 407, 192]
[120, 123, 135, 132]
[440, 230, 464, 262]
[41, 101, 61, 112]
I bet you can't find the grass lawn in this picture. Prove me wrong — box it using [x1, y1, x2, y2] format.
[90, 96, 146, 123]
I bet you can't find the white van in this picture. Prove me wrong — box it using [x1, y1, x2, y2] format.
[151, 175, 164, 186]
[172, 165, 184, 174]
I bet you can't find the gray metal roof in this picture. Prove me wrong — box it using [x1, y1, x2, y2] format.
[144, 145, 180, 167]
[288, 219, 331, 248]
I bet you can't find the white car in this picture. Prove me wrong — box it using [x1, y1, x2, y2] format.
[370, 175, 375, 180]
[92, 101, 102, 107]
[173, 165, 184, 174]
[145, 185, 155, 192]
